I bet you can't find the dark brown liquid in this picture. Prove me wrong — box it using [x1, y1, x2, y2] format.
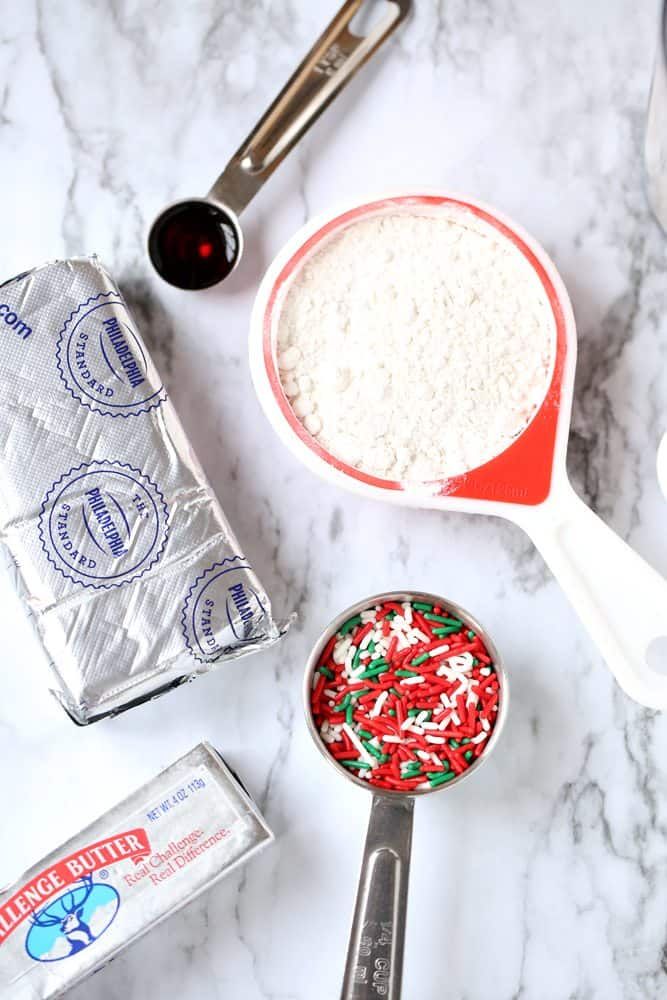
[148, 201, 240, 290]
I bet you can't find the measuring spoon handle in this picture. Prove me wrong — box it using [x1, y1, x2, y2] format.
[521, 479, 667, 708]
[341, 794, 414, 1000]
[209, 0, 411, 214]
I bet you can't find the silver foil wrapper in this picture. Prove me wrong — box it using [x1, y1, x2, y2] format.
[0, 742, 273, 999]
[0, 257, 285, 723]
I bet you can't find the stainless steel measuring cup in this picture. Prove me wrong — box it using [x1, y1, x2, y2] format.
[303, 591, 508, 1000]
[148, 0, 410, 290]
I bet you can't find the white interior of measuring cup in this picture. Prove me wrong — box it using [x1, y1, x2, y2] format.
[249, 190, 578, 516]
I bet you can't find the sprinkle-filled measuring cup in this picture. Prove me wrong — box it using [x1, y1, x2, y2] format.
[251, 192, 667, 708]
[304, 592, 508, 1000]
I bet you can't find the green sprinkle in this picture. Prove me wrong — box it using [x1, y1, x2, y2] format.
[388, 709, 396, 717]
[424, 613, 463, 627]
[339, 615, 362, 635]
[345, 705, 354, 726]
[319, 665, 335, 680]
[364, 740, 385, 761]
[467, 631, 476, 640]
[412, 601, 433, 611]
[358, 728, 372, 740]
[464, 750, 474, 762]
[390, 687, 401, 697]
[352, 647, 362, 670]
[395, 668, 418, 678]
[334, 693, 351, 712]
[353, 689, 371, 699]
[386, 610, 396, 619]
[449, 739, 460, 749]
[461, 738, 470, 745]
[432, 626, 462, 636]
[408, 708, 420, 717]
[367, 639, 376, 653]
[411, 653, 429, 667]
[429, 771, 456, 787]
[341, 760, 371, 770]
[357, 662, 388, 680]
[472, 658, 479, 667]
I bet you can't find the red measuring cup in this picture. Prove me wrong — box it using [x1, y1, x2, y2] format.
[250, 191, 667, 708]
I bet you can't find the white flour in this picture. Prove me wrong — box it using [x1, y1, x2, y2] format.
[276, 208, 556, 481]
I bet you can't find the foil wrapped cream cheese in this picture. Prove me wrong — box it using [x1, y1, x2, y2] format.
[0, 257, 284, 722]
[0, 743, 273, 999]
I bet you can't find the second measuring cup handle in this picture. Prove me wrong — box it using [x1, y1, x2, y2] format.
[521, 479, 667, 708]
[341, 795, 414, 1000]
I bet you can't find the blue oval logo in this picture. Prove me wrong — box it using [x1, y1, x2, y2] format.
[56, 292, 166, 417]
[181, 559, 268, 662]
[39, 461, 169, 589]
[25, 877, 119, 963]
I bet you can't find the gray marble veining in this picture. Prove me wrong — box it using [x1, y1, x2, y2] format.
[0, 1, 666, 998]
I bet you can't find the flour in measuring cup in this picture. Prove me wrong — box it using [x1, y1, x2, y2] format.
[276, 209, 556, 481]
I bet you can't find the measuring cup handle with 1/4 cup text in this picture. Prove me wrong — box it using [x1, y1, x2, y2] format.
[341, 796, 413, 1000]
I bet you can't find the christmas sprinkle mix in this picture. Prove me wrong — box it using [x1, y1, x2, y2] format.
[310, 599, 501, 791]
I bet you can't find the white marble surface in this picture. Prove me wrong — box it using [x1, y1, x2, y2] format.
[1, 1, 667, 997]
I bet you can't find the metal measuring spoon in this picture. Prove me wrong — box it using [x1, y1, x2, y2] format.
[148, 0, 411, 290]
[303, 591, 508, 1000]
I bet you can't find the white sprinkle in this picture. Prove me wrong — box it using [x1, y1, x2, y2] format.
[343, 723, 375, 765]
[400, 675, 425, 685]
[471, 732, 487, 744]
[412, 628, 430, 643]
[431, 753, 441, 767]
[425, 735, 446, 745]
[395, 633, 411, 651]
[333, 637, 352, 664]
[451, 712, 461, 726]
[440, 693, 452, 709]
[360, 631, 374, 650]
[382, 735, 401, 744]
[328, 700, 335, 708]
[390, 615, 407, 631]
[416, 711, 429, 726]
[360, 610, 376, 623]
[369, 690, 389, 718]
[417, 750, 431, 762]
[480, 667, 492, 676]
[345, 645, 357, 671]
[401, 603, 413, 625]
[447, 652, 474, 672]
[400, 718, 415, 731]
[429, 644, 451, 658]
[421, 722, 440, 731]
[438, 715, 452, 730]
[323, 688, 337, 699]
[481, 718, 490, 732]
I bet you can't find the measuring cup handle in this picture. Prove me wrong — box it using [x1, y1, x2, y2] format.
[521, 479, 667, 708]
[209, 1, 411, 215]
[341, 795, 414, 1000]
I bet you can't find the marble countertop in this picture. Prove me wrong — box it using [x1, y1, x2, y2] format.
[1, 1, 667, 997]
